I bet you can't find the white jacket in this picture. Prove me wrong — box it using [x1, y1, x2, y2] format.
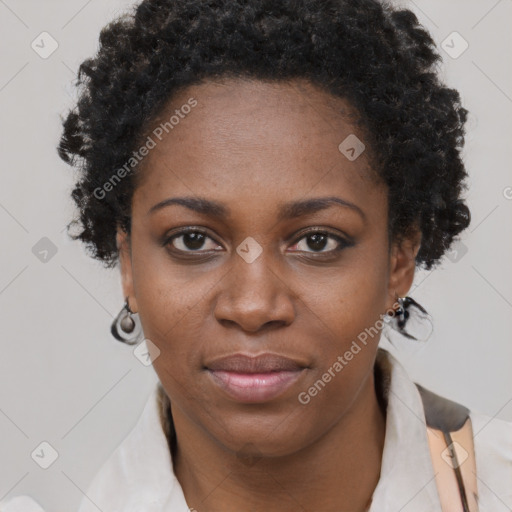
[2, 348, 511, 511]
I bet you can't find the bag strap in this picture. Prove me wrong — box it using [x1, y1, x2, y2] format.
[416, 383, 479, 512]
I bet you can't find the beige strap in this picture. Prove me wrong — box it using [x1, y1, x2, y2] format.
[426, 418, 479, 511]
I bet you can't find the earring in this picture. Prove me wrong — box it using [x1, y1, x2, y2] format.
[386, 295, 430, 341]
[111, 297, 144, 345]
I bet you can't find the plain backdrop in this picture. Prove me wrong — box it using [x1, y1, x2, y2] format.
[0, 0, 511, 510]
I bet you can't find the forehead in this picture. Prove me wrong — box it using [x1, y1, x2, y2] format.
[133, 78, 385, 215]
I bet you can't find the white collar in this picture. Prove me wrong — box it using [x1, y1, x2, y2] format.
[368, 348, 441, 511]
[78, 347, 444, 512]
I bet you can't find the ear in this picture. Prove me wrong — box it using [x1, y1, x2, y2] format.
[116, 227, 138, 313]
[386, 227, 422, 310]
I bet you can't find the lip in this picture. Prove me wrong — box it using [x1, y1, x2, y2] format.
[205, 353, 307, 403]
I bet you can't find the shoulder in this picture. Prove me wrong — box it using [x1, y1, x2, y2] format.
[469, 408, 512, 508]
[76, 384, 180, 512]
[470, 408, 512, 453]
[416, 382, 512, 509]
[416, 381, 512, 469]
[417, 381, 512, 509]
[0, 496, 45, 512]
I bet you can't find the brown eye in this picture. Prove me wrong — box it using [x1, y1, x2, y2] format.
[165, 229, 222, 253]
[289, 230, 352, 255]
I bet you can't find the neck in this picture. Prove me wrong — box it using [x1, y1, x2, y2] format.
[170, 369, 386, 512]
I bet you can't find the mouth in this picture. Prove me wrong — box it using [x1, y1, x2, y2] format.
[205, 353, 307, 403]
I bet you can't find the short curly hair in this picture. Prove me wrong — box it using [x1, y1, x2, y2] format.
[58, 0, 471, 271]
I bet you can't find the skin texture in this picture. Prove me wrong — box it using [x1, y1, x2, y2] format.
[117, 78, 421, 512]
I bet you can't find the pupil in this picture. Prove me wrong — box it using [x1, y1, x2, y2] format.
[308, 233, 327, 251]
[184, 232, 205, 250]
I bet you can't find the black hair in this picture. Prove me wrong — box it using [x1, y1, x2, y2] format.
[58, 0, 471, 271]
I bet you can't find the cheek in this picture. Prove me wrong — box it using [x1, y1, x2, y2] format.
[128, 234, 203, 376]
[129, 220, 200, 327]
[301, 247, 389, 348]
[297, 273, 386, 401]
[289, 264, 388, 440]
[294, 235, 389, 408]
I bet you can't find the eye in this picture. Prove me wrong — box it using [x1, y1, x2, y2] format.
[289, 229, 351, 254]
[164, 227, 352, 257]
[165, 228, 222, 253]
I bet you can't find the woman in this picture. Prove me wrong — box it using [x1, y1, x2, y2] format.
[3, 0, 510, 511]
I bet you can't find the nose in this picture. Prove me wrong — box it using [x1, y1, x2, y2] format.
[213, 251, 296, 334]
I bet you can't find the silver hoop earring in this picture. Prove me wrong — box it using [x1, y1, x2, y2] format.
[111, 297, 144, 345]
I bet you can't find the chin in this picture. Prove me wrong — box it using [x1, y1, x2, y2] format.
[208, 411, 316, 459]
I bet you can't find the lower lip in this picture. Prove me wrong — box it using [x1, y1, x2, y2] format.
[207, 369, 304, 403]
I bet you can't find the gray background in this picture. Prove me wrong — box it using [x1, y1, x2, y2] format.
[0, 0, 511, 510]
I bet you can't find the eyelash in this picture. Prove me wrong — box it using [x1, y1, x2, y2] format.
[163, 227, 353, 258]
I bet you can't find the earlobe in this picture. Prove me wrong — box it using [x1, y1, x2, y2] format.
[116, 228, 138, 313]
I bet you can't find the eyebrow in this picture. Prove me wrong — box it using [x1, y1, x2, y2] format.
[147, 196, 366, 222]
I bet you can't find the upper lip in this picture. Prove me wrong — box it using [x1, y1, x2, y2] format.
[206, 353, 305, 373]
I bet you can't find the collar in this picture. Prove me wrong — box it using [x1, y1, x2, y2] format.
[78, 347, 442, 512]
[368, 348, 441, 511]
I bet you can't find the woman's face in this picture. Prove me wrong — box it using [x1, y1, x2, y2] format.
[117, 78, 418, 457]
